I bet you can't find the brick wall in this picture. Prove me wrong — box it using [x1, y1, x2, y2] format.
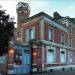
[72, 27, 75, 48]
[32, 47, 42, 67]
[44, 22, 68, 45]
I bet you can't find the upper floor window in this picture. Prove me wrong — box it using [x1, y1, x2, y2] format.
[61, 33, 65, 45]
[29, 28, 34, 40]
[69, 38, 72, 47]
[26, 27, 35, 42]
[48, 28, 53, 42]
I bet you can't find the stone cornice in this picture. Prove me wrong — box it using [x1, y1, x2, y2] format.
[44, 16, 68, 32]
[40, 40, 75, 50]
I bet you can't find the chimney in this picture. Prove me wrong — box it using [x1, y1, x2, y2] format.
[53, 12, 61, 20]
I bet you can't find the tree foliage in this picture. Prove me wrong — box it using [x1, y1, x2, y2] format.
[0, 9, 15, 56]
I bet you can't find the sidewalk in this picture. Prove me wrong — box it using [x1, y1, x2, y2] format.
[29, 70, 75, 75]
[6, 69, 75, 75]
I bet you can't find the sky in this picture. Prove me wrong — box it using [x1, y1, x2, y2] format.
[0, 0, 75, 27]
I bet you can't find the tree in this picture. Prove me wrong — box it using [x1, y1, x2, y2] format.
[0, 9, 15, 56]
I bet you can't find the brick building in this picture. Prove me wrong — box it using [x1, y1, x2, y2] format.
[15, 2, 75, 73]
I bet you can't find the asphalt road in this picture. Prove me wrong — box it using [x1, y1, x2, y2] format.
[30, 70, 75, 75]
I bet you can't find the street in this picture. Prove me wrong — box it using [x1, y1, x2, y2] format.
[30, 70, 75, 75]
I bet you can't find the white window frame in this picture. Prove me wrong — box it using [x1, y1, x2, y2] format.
[60, 48, 66, 64]
[61, 32, 65, 45]
[29, 28, 34, 40]
[69, 50, 72, 63]
[46, 46, 55, 64]
[26, 27, 35, 42]
[48, 28, 54, 42]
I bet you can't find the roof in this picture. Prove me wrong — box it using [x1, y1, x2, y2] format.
[69, 18, 75, 24]
[21, 11, 67, 29]
[16, 2, 29, 10]
[58, 16, 75, 25]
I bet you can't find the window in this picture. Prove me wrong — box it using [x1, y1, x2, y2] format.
[69, 51, 72, 63]
[61, 33, 65, 45]
[69, 37, 72, 47]
[26, 27, 35, 42]
[0, 56, 5, 64]
[29, 28, 34, 40]
[24, 50, 30, 54]
[48, 28, 53, 41]
[14, 49, 22, 65]
[47, 49, 54, 64]
[60, 49, 66, 63]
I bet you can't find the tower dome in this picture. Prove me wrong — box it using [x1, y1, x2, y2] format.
[16, 2, 30, 11]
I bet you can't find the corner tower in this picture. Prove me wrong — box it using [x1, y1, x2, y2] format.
[16, 2, 30, 25]
[16, 2, 30, 43]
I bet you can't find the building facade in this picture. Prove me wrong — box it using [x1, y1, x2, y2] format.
[15, 2, 75, 73]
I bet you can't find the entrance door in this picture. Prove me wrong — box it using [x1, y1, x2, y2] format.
[14, 45, 31, 74]
[22, 49, 31, 73]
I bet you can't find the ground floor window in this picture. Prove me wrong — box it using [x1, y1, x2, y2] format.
[60, 49, 66, 63]
[69, 50, 72, 63]
[14, 49, 22, 65]
[47, 49, 55, 64]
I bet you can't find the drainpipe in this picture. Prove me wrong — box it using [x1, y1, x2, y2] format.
[68, 49, 69, 68]
[42, 45, 44, 71]
[40, 16, 44, 72]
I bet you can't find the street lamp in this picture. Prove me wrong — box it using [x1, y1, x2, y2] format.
[33, 52, 37, 56]
[8, 48, 14, 54]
